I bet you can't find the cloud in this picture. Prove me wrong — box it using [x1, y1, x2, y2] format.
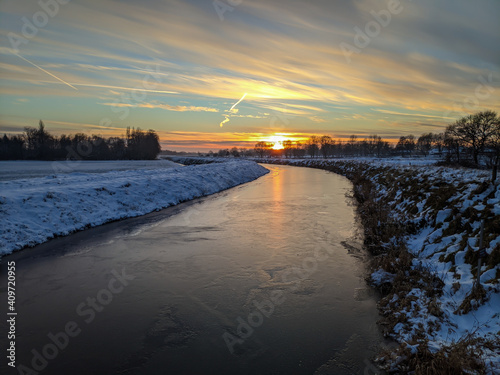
[0, 0, 499, 143]
[309, 116, 327, 123]
[373, 109, 456, 120]
[99, 102, 219, 112]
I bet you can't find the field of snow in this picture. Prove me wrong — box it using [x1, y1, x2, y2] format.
[0, 159, 179, 181]
[0, 160, 269, 255]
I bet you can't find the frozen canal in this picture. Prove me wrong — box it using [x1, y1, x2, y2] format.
[0, 164, 385, 374]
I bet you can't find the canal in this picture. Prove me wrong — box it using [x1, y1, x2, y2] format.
[1, 164, 384, 374]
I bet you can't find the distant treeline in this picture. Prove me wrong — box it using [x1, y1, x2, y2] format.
[0, 121, 161, 160]
[211, 110, 500, 168]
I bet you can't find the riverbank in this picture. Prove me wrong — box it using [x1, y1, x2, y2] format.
[254, 158, 500, 374]
[0, 160, 269, 256]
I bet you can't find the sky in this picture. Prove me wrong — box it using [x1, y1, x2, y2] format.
[0, 0, 499, 151]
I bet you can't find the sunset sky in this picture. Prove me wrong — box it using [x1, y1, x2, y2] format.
[0, 0, 499, 151]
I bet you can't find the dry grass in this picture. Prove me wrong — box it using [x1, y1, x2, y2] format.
[377, 334, 494, 374]
[258, 159, 500, 373]
[455, 284, 488, 315]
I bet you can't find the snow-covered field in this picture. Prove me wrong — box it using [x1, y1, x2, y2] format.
[0, 160, 268, 255]
[0, 159, 179, 181]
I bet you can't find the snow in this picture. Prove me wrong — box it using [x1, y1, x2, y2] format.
[0, 160, 269, 255]
[371, 269, 396, 286]
[252, 157, 500, 373]
[0, 159, 180, 181]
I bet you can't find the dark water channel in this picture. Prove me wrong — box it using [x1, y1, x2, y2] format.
[1, 164, 385, 374]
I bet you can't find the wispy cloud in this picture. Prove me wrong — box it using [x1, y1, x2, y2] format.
[72, 83, 177, 95]
[373, 109, 457, 120]
[100, 102, 219, 112]
[309, 116, 327, 123]
[0, 0, 499, 146]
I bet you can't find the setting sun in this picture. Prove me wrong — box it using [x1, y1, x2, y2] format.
[263, 135, 286, 150]
[272, 142, 284, 150]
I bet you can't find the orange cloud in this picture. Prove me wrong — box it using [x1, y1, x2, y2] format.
[1, 0, 498, 146]
[99, 102, 219, 112]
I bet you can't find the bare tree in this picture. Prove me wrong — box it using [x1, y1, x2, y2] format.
[487, 114, 500, 182]
[446, 111, 497, 165]
[254, 141, 272, 158]
[283, 140, 293, 158]
[306, 136, 320, 158]
[432, 133, 445, 155]
[292, 141, 305, 158]
[374, 136, 387, 158]
[367, 135, 380, 156]
[417, 133, 433, 157]
[23, 120, 54, 159]
[230, 147, 240, 157]
[396, 135, 415, 157]
[320, 135, 333, 159]
[444, 131, 461, 163]
[344, 135, 358, 156]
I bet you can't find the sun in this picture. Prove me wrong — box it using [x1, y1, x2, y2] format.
[265, 135, 286, 150]
[272, 142, 284, 150]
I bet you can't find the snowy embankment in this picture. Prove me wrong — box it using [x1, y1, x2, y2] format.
[0, 160, 268, 256]
[256, 157, 500, 374]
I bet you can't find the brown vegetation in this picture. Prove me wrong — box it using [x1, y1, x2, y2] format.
[257, 158, 499, 374]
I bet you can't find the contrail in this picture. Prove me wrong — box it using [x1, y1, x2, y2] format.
[230, 92, 247, 111]
[220, 93, 247, 127]
[70, 82, 177, 94]
[14, 53, 78, 91]
[220, 117, 230, 127]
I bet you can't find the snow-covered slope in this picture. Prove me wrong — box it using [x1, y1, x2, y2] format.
[255, 157, 500, 374]
[0, 160, 269, 255]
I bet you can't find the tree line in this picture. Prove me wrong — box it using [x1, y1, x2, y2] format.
[0, 121, 161, 160]
[209, 110, 500, 175]
[210, 134, 440, 159]
[208, 111, 499, 164]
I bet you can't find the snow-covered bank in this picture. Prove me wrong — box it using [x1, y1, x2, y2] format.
[255, 158, 500, 374]
[0, 160, 268, 256]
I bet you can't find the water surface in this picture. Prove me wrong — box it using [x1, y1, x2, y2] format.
[1, 164, 384, 374]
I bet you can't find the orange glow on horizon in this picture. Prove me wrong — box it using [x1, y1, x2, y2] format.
[272, 143, 284, 150]
[33, 125, 402, 152]
[262, 134, 287, 150]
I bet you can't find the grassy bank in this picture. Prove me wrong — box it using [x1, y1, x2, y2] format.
[255, 158, 500, 374]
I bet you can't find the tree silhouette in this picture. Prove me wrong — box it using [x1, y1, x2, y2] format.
[1, 122, 162, 160]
